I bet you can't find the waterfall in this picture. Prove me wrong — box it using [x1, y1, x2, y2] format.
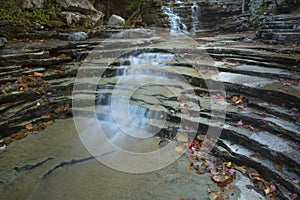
[191, 2, 201, 33]
[129, 52, 176, 66]
[161, 3, 190, 35]
[96, 51, 178, 139]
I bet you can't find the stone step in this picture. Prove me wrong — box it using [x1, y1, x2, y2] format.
[203, 47, 299, 69]
[262, 13, 300, 22]
[76, 61, 300, 109]
[84, 89, 300, 177]
[257, 28, 300, 33]
[258, 21, 300, 29]
[226, 110, 300, 143]
[215, 61, 300, 81]
[247, 101, 299, 124]
[213, 139, 300, 199]
[73, 71, 298, 166]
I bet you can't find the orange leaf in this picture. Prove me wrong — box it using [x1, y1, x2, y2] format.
[25, 123, 33, 130]
[46, 120, 54, 125]
[250, 153, 261, 158]
[33, 72, 43, 77]
[275, 164, 282, 171]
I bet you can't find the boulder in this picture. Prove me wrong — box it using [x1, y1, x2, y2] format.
[111, 29, 154, 39]
[107, 14, 126, 26]
[61, 11, 83, 26]
[19, 0, 46, 9]
[59, 0, 98, 14]
[0, 37, 8, 48]
[67, 32, 88, 41]
[61, 11, 104, 26]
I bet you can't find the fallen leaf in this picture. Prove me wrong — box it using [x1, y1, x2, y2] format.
[212, 174, 233, 187]
[46, 120, 54, 125]
[260, 113, 267, 118]
[291, 193, 298, 200]
[270, 184, 276, 192]
[245, 125, 255, 131]
[175, 146, 184, 152]
[248, 172, 260, 179]
[224, 162, 232, 167]
[209, 191, 225, 200]
[216, 93, 225, 100]
[197, 134, 205, 141]
[264, 187, 271, 195]
[34, 72, 43, 77]
[250, 153, 261, 158]
[25, 123, 33, 130]
[229, 185, 236, 190]
[233, 165, 247, 174]
[235, 121, 243, 126]
[228, 168, 237, 176]
[275, 164, 282, 171]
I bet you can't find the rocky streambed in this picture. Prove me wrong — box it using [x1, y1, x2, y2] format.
[0, 29, 299, 200]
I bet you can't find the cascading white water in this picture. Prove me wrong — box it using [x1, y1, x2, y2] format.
[96, 52, 178, 141]
[191, 2, 201, 33]
[129, 53, 176, 66]
[161, 3, 190, 35]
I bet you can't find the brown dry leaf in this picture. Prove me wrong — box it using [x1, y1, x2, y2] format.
[34, 72, 43, 77]
[54, 107, 62, 114]
[244, 125, 255, 131]
[212, 174, 233, 187]
[25, 123, 33, 130]
[250, 153, 261, 158]
[46, 120, 54, 125]
[275, 164, 282, 171]
[42, 114, 51, 119]
[260, 113, 267, 118]
[216, 93, 225, 100]
[57, 54, 66, 58]
[197, 134, 205, 141]
[187, 164, 193, 170]
[248, 172, 261, 180]
[233, 165, 247, 174]
[11, 132, 26, 141]
[209, 191, 225, 200]
[175, 145, 184, 152]
[291, 43, 297, 47]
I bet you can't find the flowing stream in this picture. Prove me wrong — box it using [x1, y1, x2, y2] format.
[161, 2, 190, 35]
[191, 2, 201, 33]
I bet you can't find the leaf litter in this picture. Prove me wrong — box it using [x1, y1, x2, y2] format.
[174, 135, 282, 200]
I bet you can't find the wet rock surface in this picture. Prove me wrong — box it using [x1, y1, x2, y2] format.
[256, 12, 300, 44]
[0, 30, 299, 199]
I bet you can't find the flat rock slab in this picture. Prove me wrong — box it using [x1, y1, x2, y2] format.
[0, 118, 267, 200]
[0, 118, 211, 200]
